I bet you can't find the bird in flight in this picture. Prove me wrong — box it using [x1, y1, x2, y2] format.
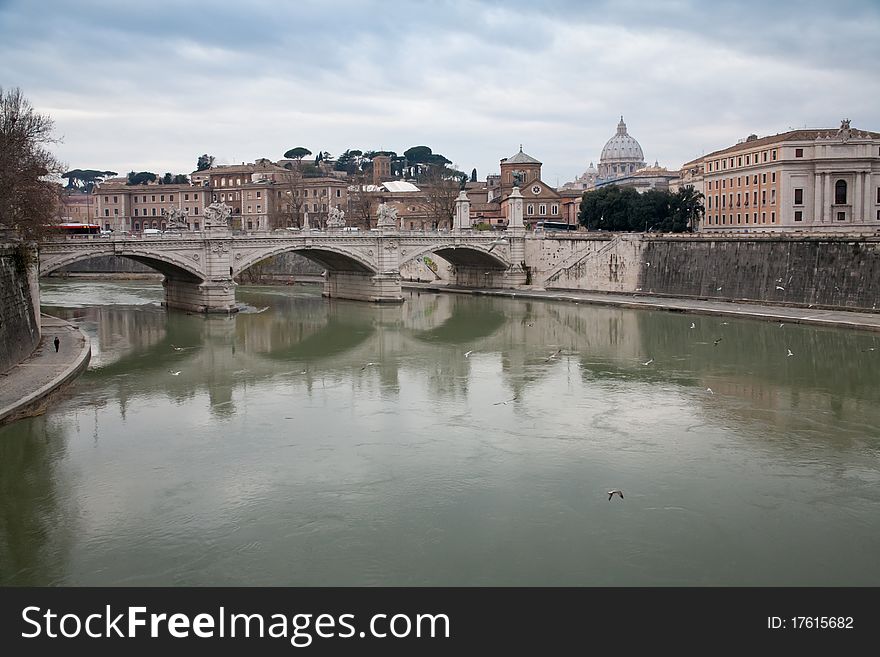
[607, 490, 624, 500]
[169, 370, 181, 376]
[779, 323, 785, 328]
[862, 347, 876, 352]
[642, 358, 654, 366]
[713, 337, 723, 346]
[716, 286, 723, 291]
[487, 237, 508, 253]
[787, 349, 794, 357]
[493, 395, 518, 405]
[721, 322, 729, 325]
[690, 322, 696, 329]
[361, 362, 377, 370]
[545, 349, 562, 362]
[706, 388, 714, 394]
[776, 285, 785, 291]
[464, 350, 474, 358]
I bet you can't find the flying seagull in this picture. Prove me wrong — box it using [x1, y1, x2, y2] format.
[642, 358, 654, 366]
[716, 286, 723, 291]
[607, 490, 624, 500]
[787, 349, 794, 357]
[713, 337, 723, 346]
[361, 362, 377, 370]
[862, 347, 876, 352]
[779, 323, 785, 328]
[169, 370, 181, 376]
[707, 388, 714, 394]
[464, 350, 474, 358]
[545, 349, 562, 362]
[486, 237, 508, 253]
[776, 285, 785, 291]
[493, 395, 518, 406]
[689, 322, 696, 329]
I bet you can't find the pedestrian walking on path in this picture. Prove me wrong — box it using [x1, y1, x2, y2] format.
[53, 336, 60, 352]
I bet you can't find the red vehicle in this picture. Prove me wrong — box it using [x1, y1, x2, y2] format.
[53, 223, 101, 236]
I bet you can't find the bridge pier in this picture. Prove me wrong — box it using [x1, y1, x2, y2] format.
[323, 271, 404, 303]
[164, 278, 238, 313]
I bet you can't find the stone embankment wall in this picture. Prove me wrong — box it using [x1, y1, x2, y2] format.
[0, 243, 41, 373]
[528, 234, 880, 312]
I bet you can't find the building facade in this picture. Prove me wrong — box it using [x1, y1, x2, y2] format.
[699, 120, 880, 232]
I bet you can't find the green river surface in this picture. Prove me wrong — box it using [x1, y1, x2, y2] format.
[1, 280, 879, 585]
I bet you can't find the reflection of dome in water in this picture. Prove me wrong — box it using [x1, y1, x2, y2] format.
[598, 116, 646, 179]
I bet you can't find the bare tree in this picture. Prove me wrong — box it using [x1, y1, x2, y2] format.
[0, 87, 65, 239]
[272, 165, 307, 229]
[422, 165, 462, 230]
[348, 171, 378, 229]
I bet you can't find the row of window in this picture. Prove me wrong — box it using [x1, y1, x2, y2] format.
[707, 190, 776, 210]
[103, 194, 203, 204]
[526, 203, 559, 216]
[706, 172, 776, 191]
[707, 149, 777, 173]
[707, 212, 776, 225]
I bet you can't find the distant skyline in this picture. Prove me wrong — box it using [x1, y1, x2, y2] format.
[2, 0, 878, 185]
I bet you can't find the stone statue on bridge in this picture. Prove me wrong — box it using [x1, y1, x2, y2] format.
[326, 205, 346, 229]
[161, 207, 189, 230]
[203, 202, 232, 230]
[376, 202, 398, 229]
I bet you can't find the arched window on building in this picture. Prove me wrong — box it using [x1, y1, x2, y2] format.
[835, 180, 847, 205]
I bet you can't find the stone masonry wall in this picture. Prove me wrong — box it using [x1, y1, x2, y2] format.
[528, 234, 880, 312]
[0, 243, 41, 373]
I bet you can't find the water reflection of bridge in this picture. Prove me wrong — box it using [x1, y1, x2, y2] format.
[52, 288, 880, 431]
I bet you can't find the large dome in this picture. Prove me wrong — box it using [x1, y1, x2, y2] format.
[597, 116, 646, 180]
[600, 116, 644, 162]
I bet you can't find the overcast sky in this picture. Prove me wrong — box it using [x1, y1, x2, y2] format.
[2, 0, 878, 185]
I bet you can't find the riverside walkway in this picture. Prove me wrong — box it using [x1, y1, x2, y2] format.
[0, 314, 91, 426]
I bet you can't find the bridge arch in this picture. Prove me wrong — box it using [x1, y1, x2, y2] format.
[39, 246, 205, 282]
[400, 243, 510, 271]
[233, 244, 378, 278]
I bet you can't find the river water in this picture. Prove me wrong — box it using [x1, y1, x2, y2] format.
[1, 280, 879, 586]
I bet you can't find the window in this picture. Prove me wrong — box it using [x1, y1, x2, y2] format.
[736, 193, 741, 207]
[113, 208, 118, 215]
[321, 204, 326, 212]
[113, 196, 118, 203]
[771, 189, 776, 203]
[837, 212, 846, 221]
[257, 205, 262, 212]
[772, 150, 777, 160]
[151, 195, 156, 202]
[762, 212, 766, 223]
[762, 173, 766, 184]
[194, 222, 199, 230]
[737, 213, 741, 224]
[134, 209, 139, 216]
[256, 191, 261, 199]
[722, 179, 726, 189]
[794, 211, 803, 222]
[771, 211, 776, 222]
[795, 148, 803, 158]
[152, 208, 156, 216]
[708, 196, 712, 209]
[336, 189, 341, 198]
[184, 194, 189, 201]
[721, 195, 726, 208]
[737, 177, 741, 187]
[313, 203, 318, 212]
[551, 204, 559, 215]
[220, 178, 226, 187]
[236, 179, 242, 186]
[746, 155, 750, 165]
[753, 191, 757, 205]
[771, 172, 776, 183]
[835, 180, 847, 204]
[763, 152, 767, 162]
[753, 175, 757, 184]
[134, 223, 140, 231]
[877, 187, 880, 203]
[539, 204, 546, 215]
[794, 188, 803, 205]
[169, 195, 174, 202]
[193, 207, 198, 215]
[753, 212, 757, 222]
[737, 157, 742, 167]
[104, 196, 108, 202]
[104, 209, 109, 216]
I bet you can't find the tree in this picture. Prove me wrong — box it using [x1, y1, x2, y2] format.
[271, 164, 306, 229]
[196, 154, 214, 171]
[0, 87, 64, 239]
[161, 172, 173, 185]
[471, 168, 477, 183]
[127, 171, 157, 185]
[172, 174, 189, 184]
[348, 170, 377, 229]
[61, 169, 117, 192]
[422, 164, 464, 229]
[578, 185, 697, 233]
[284, 147, 311, 160]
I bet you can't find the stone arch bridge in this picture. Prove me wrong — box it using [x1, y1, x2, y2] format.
[39, 230, 526, 312]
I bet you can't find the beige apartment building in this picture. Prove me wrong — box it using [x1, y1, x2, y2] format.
[699, 120, 880, 232]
